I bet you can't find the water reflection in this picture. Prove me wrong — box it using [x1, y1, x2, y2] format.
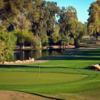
[15, 49, 63, 60]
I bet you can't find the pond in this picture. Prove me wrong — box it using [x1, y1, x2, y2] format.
[14, 49, 64, 60]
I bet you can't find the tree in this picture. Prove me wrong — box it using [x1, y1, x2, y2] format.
[51, 24, 60, 44]
[13, 13, 33, 49]
[31, 1, 60, 46]
[0, 31, 16, 63]
[32, 35, 42, 50]
[0, 0, 86, 53]
[40, 32, 48, 46]
[59, 6, 84, 48]
[88, 0, 100, 39]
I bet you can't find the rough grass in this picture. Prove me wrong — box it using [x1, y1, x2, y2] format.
[0, 48, 100, 100]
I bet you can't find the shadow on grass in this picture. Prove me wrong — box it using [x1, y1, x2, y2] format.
[38, 56, 100, 60]
[0, 64, 83, 70]
[64, 49, 100, 56]
[18, 91, 64, 100]
[0, 64, 30, 68]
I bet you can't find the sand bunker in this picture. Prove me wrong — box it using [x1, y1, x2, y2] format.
[0, 91, 51, 100]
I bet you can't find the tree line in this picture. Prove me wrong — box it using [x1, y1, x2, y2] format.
[0, 0, 100, 61]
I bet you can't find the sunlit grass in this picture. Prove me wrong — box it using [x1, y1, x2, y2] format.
[0, 48, 100, 100]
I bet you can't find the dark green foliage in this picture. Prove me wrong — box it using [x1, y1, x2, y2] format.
[88, 0, 100, 39]
[0, 0, 99, 61]
[0, 31, 16, 62]
[0, 0, 86, 49]
[59, 6, 85, 48]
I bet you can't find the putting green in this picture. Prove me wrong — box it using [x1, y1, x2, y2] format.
[0, 72, 87, 85]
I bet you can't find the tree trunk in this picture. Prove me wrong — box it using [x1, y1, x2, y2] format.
[95, 35, 98, 41]
[74, 39, 80, 48]
[20, 39, 25, 60]
[30, 43, 33, 59]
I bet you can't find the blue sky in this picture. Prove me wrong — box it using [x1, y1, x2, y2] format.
[46, 0, 95, 23]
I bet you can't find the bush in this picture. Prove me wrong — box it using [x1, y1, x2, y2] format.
[0, 31, 17, 63]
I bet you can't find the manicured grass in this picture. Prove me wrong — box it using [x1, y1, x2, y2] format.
[0, 48, 100, 100]
[0, 72, 86, 85]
